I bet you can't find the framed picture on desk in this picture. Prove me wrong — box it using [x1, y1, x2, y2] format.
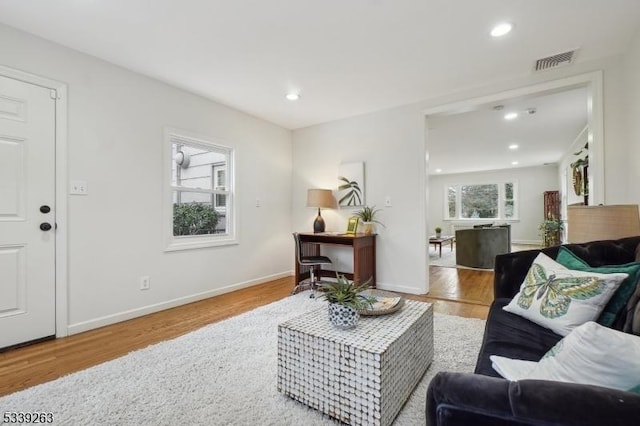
[345, 217, 359, 235]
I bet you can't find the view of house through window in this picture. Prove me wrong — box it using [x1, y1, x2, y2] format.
[171, 138, 231, 237]
[446, 182, 517, 220]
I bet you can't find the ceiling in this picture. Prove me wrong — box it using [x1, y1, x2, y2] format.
[427, 87, 588, 175]
[1, 0, 639, 131]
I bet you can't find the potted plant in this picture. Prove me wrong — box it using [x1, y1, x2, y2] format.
[354, 205, 385, 234]
[318, 275, 374, 329]
[435, 226, 442, 238]
[538, 214, 564, 247]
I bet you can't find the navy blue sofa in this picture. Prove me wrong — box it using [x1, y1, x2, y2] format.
[427, 236, 640, 426]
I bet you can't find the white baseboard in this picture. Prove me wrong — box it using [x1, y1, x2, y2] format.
[513, 239, 543, 246]
[376, 281, 428, 295]
[66, 271, 292, 335]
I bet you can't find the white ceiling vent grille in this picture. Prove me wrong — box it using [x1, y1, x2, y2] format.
[534, 50, 577, 71]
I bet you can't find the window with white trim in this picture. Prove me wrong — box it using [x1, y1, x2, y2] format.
[445, 181, 518, 220]
[165, 129, 235, 250]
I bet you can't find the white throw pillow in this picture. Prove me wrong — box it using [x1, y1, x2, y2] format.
[490, 355, 537, 381]
[526, 321, 640, 392]
[503, 253, 627, 336]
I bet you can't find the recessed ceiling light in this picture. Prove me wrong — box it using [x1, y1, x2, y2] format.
[435, 168, 442, 173]
[285, 93, 300, 101]
[508, 144, 519, 150]
[511, 161, 519, 165]
[491, 22, 513, 37]
[504, 112, 518, 120]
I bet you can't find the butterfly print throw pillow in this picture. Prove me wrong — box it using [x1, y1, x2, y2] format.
[503, 253, 628, 336]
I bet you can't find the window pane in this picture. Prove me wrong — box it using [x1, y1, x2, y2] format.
[215, 193, 227, 208]
[213, 164, 227, 209]
[173, 191, 225, 236]
[504, 200, 514, 218]
[215, 168, 226, 188]
[171, 142, 227, 190]
[460, 184, 498, 218]
[447, 186, 456, 218]
[505, 182, 514, 200]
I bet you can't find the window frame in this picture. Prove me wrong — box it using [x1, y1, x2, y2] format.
[444, 180, 519, 221]
[164, 128, 237, 251]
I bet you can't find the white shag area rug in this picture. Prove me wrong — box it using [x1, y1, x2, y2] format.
[0, 292, 486, 426]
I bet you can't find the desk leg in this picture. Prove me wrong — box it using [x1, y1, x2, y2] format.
[353, 236, 376, 287]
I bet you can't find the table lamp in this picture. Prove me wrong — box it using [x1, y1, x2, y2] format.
[307, 189, 337, 233]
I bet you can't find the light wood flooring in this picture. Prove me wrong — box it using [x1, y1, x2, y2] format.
[0, 268, 492, 397]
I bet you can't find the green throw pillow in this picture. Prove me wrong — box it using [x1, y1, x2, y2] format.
[628, 384, 640, 394]
[556, 247, 640, 326]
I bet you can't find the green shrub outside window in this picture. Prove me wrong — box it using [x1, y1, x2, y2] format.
[173, 202, 220, 236]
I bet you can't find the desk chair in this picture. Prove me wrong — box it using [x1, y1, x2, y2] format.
[292, 232, 333, 298]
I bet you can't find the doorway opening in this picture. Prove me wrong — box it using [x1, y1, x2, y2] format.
[423, 71, 604, 304]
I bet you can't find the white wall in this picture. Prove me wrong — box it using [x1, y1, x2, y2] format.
[428, 166, 558, 245]
[623, 27, 640, 204]
[0, 24, 293, 333]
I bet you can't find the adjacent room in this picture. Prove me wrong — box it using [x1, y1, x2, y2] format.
[1, 1, 640, 425]
[425, 86, 590, 306]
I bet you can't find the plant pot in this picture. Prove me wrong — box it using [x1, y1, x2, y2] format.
[361, 221, 375, 235]
[435, 232, 441, 238]
[328, 303, 360, 329]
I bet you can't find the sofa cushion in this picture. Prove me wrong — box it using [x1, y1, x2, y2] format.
[527, 321, 640, 392]
[493, 237, 640, 301]
[490, 321, 640, 393]
[474, 299, 562, 377]
[503, 253, 627, 336]
[555, 246, 640, 326]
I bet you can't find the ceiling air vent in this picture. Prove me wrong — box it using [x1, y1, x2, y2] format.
[534, 49, 577, 71]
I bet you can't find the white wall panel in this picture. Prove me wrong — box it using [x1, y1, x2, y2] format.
[0, 246, 25, 316]
[0, 137, 25, 219]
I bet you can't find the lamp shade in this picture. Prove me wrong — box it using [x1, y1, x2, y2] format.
[307, 189, 337, 209]
[567, 204, 640, 243]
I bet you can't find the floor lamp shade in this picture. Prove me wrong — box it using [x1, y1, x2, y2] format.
[307, 189, 337, 233]
[567, 204, 640, 243]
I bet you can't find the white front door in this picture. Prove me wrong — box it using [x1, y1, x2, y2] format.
[0, 74, 56, 348]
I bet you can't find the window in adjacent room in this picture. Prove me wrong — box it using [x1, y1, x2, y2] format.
[504, 182, 516, 219]
[165, 129, 236, 251]
[445, 181, 518, 221]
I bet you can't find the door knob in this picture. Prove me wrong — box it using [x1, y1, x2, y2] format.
[40, 205, 51, 213]
[40, 222, 52, 231]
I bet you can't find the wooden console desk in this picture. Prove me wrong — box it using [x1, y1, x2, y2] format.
[294, 232, 376, 287]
